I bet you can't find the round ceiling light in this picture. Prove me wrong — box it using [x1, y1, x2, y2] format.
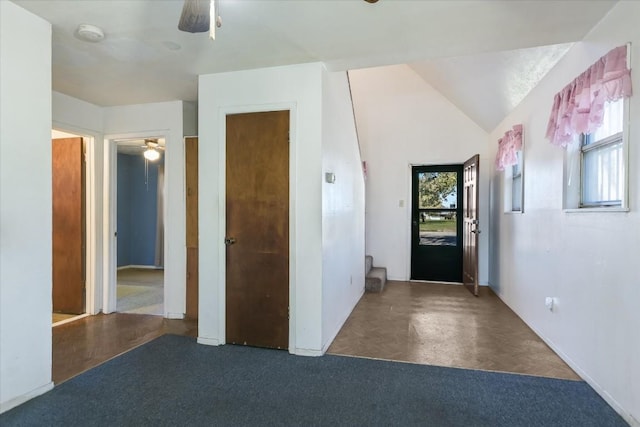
[144, 148, 161, 161]
[75, 24, 105, 43]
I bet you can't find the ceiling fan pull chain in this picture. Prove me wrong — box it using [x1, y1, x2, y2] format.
[209, 0, 216, 40]
[144, 157, 148, 191]
[209, 0, 222, 40]
[216, 0, 222, 28]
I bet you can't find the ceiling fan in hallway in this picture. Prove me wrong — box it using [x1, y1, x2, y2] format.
[178, 0, 379, 39]
[141, 139, 164, 161]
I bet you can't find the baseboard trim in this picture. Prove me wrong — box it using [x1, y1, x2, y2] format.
[165, 312, 184, 320]
[293, 348, 323, 357]
[489, 283, 637, 427]
[197, 336, 221, 346]
[117, 265, 164, 271]
[0, 381, 54, 414]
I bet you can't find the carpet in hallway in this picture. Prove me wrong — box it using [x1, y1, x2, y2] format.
[1, 335, 626, 427]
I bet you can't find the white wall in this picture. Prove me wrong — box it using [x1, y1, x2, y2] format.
[488, 2, 640, 425]
[183, 101, 198, 137]
[103, 101, 186, 318]
[349, 64, 489, 283]
[53, 91, 103, 134]
[0, 1, 53, 412]
[198, 63, 325, 354]
[320, 69, 366, 350]
[52, 91, 104, 314]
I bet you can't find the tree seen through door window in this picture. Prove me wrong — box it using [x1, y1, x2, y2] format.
[418, 172, 457, 209]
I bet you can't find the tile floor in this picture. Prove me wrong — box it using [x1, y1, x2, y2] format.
[52, 281, 579, 385]
[328, 281, 580, 380]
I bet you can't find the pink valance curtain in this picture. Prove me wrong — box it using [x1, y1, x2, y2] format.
[495, 124, 523, 171]
[546, 45, 632, 147]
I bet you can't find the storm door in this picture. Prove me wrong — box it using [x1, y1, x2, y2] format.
[410, 165, 463, 282]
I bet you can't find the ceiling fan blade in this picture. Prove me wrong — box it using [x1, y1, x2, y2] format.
[178, 0, 210, 33]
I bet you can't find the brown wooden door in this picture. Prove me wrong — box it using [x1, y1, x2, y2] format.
[463, 154, 480, 296]
[52, 137, 85, 313]
[185, 137, 199, 319]
[225, 111, 289, 349]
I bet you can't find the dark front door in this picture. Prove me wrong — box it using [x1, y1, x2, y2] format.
[225, 110, 290, 350]
[411, 164, 463, 282]
[52, 137, 85, 314]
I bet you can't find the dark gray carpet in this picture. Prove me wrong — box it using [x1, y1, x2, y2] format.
[1, 334, 627, 426]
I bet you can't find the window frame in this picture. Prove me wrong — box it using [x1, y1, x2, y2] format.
[579, 131, 624, 208]
[511, 150, 524, 212]
[503, 145, 524, 214]
[564, 97, 630, 213]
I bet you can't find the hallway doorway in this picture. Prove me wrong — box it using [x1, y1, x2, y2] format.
[113, 138, 166, 316]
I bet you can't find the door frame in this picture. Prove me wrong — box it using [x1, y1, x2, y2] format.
[103, 130, 168, 314]
[405, 160, 467, 282]
[409, 164, 464, 283]
[52, 125, 99, 315]
[215, 103, 298, 352]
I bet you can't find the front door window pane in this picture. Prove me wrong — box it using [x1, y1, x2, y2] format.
[418, 172, 458, 209]
[419, 211, 457, 246]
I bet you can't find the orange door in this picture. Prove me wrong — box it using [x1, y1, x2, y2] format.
[225, 111, 289, 349]
[462, 154, 479, 296]
[52, 137, 85, 313]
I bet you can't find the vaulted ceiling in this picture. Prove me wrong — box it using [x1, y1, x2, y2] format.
[13, 0, 617, 132]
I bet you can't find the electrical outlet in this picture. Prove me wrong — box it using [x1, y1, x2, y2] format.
[545, 297, 555, 312]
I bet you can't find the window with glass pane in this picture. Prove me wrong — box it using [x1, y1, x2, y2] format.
[511, 151, 523, 211]
[580, 99, 625, 207]
[418, 172, 457, 246]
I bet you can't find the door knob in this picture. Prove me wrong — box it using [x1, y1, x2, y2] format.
[224, 237, 236, 245]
